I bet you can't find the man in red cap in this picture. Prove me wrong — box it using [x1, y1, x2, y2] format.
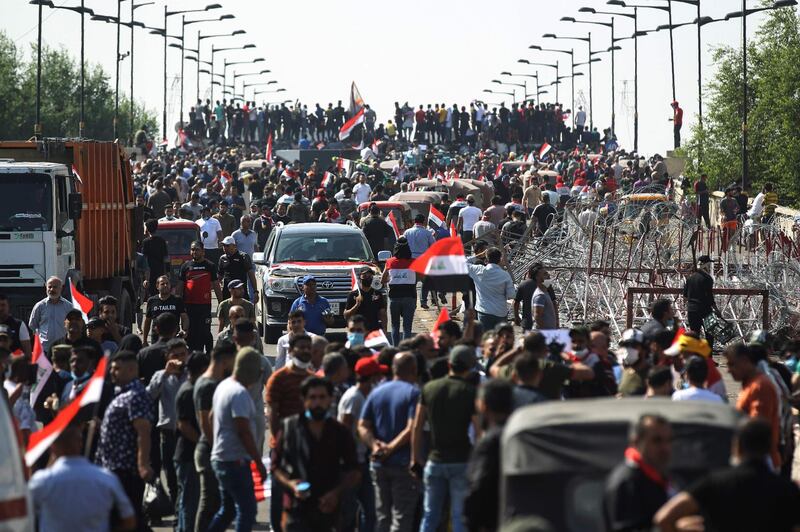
[670, 101, 683, 148]
[338, 356, 388, 531]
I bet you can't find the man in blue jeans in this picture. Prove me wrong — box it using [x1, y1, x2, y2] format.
[208, 347, 267, 532]
[411, 345, 479, 532]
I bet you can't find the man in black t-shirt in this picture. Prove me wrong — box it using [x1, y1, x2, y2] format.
[532, 192, 557, 236]
[142, 275, 188, 344]
[655, 417, 800, 532]
[179, 243, 222, 353]
[344, 269, 386, 332]
[218, 236, 258, 303]
[512, 264, 539, 332]
[141, 219, 169, 297]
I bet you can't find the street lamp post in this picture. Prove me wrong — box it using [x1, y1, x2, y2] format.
[724, 0, 798, 187]
[529, 45, 586, 126]
[197, 30, 246, 102]
[491, 79, 526, 103]
[210, 43, 256, 102]
[500, 72, 541, 104]
[563, 14, 618, 135]
[30, 1, 95, 138]
[232, 70, 272, 101]
[482, 89, 515, 104]
[243, 80, 277, 101]
[223, 58, 265, 101]
[543, 32, 599, 129]
[516, 60, 559, 101]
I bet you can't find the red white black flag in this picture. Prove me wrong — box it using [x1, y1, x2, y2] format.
[410, 236, 470, 292]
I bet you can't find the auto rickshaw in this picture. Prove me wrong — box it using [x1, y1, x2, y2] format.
[501, 398, 739, 532]
[617, 193, 675, 236]
[357, 201, 413, 230]
[410, 178, 486, 209]
[388, 191, 448, 221]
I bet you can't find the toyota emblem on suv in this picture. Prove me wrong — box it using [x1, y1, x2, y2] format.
[321, 280, 334, 289]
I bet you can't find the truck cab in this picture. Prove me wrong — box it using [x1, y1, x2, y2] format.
[0, 161, 81, 318]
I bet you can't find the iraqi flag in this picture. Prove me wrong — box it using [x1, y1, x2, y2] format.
[364, 329, 391, 349]
[495, 162, 504, 178]
[321, 171, 335, 188]
[265, 133, 273, 163]
[29, 334, 52, 408]
[252, 459, 268, 501]
[25, 356, 108, 466]
[350, 268, 358, 291]
[387, 211, 401, 239]
[410, 236, 470, 292]
[428, 204, 445, 230]
[68, 278, 93, 322]
[539, 142, 552, 159]
[450, 222, 458, 237]
[339, 82, 366, 140]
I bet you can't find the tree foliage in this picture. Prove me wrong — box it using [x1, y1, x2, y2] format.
[0, 30, 157, 143]
[683, 8, 800, 207]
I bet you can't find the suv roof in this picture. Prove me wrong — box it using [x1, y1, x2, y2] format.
[275, 222, 363, 235]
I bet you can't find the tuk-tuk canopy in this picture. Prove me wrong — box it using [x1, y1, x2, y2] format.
[503, 398, 739, 477]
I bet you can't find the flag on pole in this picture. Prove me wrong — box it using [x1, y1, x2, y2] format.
[350, 268, 358, 291]
[265, 133, 273, 164]
[539, 142, 552, 159]
[71, 165, 83, 183]
[387, 211, 401, 239]
[364, 329, 390, 349]
[495, 162, 503, 178]
[25, 356, 108, 466]
[410, 236, 470, 292]
[29, 334, 52, 408]
[68, 278, 93, 322]
[321, 171, 335, 188]
[339, 82, 366, 140]
[428, 205, 445, 230]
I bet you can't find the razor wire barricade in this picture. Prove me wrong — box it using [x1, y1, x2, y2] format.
[483, 196, 800, 346]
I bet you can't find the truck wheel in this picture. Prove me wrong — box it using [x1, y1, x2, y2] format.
[265, 326, 282, 344]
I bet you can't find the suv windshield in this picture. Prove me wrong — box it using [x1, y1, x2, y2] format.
[0, 173, 53, 231]
[274, 232, 372, 262]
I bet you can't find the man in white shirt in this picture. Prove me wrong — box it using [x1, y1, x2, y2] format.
[353, 174, 372, 204]
[275, 310, 318, 369]
[457, 194, 483, 244]
[196, 205, 223, 264]
[672, 356, 724, 403]
[575, 106, 587, 130]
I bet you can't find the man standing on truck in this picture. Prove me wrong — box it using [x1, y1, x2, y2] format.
[29, 276, 74, 353]
[179, 242, 222, 354]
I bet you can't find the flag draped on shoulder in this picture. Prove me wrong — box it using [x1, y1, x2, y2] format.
[339, 82, 366, 140]
[25, 356, 108, 466]
[410, 236, 470, 292]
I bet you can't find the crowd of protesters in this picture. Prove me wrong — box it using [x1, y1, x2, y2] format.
[3, 96, 800, 532]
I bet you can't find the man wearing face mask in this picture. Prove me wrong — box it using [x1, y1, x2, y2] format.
[344, 269, 387, 333]
[59, 346, 95, 406]
[273, 376, 361, 531]
[531, 265, 558, 330]
[683, 255, 718, 348]
[617, 329, 650, 397]
[266, 334, 315, 532]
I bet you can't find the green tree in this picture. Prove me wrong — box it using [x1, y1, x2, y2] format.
[684, 8, 800, 207]
[0, 31, 157, 143]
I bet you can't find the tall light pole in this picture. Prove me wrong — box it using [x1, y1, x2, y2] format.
[560, 16, 616, 135]
[529, 45, 585, 126]
[482, 89, 515, 104]
[211, 44, 257, 101]
[491, 79, 525, 103]
[130, 2, 154, 143]
[516, 60, 559, 101]
[724, 0, 798, 187]
[243, 80, 277, 102]
[160, 4, 221, 141]
[500, 72, 541, 104]
[197, 30, 247, 102]
[231, 69, 272, 100]
[30, 1, 95, 137]
[222, 58, 265, 101]
[543, 32, 602, 129]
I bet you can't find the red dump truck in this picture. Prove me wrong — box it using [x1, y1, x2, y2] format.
[0, 139, 139, 327]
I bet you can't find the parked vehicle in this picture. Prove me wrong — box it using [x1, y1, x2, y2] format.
[0, 140, 138, 327]
[253, 223, 386, 343]
[387, 191, 448, 221]
[156, 220, 201, 287]
[357, 201, 413, 230]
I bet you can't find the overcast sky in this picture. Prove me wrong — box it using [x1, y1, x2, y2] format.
[3, 0, 785, 154]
